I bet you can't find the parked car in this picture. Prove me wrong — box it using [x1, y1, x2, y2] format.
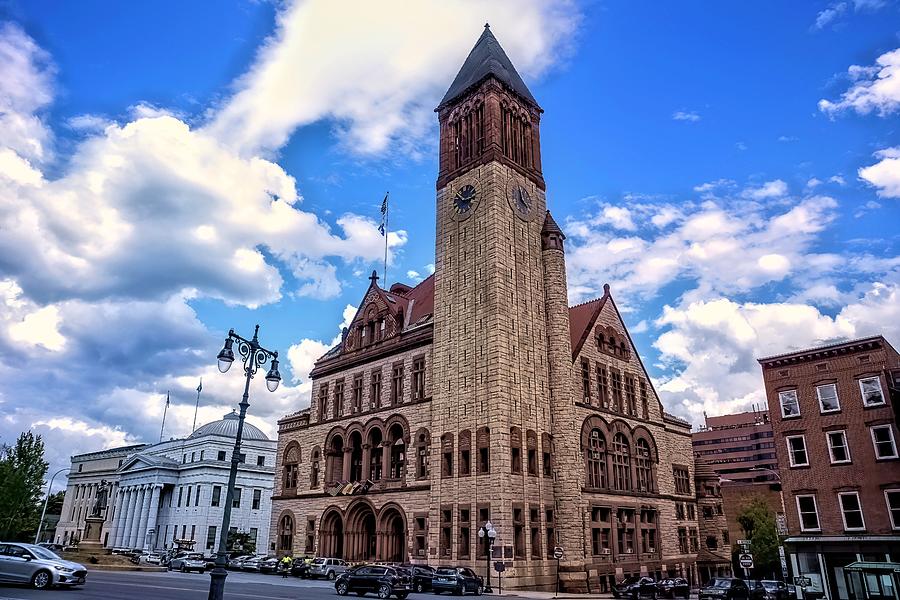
[37, 543, 63, 552]
[656, 577, 690, 598]
[613, 576, 658, 599]
[168, 553, 207, 573]
[431, 567, 484, 596]
[259, 555, 280, 574]
[227, 555, 251, 570]
[699, 578, 751, 600]
[335, 565, 413, 599]
[309, 557, 348, 580]
[241, 555, 267, 572]
[401, 564, 434, 593]
[136, 552, 163, 565]
[749, 580, 790, 600]
[0, 542, 87, 589]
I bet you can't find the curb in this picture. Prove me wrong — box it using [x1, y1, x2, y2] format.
[87, 565, 168, 572]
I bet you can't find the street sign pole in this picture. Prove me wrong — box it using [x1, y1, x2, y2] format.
[553, 547, 564, 599]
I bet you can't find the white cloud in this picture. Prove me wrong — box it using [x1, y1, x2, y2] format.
[208, 0, 580, 156]
[672, 110, 701, 122]
[735, 141, 748, 151]
[819, 48, 900, 116]
[859, 147, 900, 197]
[654, 283, 900, 423]
[778, 135, 799, 143]
[7, 304, 65, 351]
[813, 2, 848, 30]
[742, 179, 788, 200]
[693, 179, 735, 194]
[806, 177, 823, 189]
[829, 175, 846, 185]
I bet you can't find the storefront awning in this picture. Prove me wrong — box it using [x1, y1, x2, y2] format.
[844, 561, 900, 574]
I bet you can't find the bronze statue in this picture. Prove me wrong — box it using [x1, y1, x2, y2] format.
[90, 480, 110, 518]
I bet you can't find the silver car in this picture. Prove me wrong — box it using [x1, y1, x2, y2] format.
[0, 542, 87, 589]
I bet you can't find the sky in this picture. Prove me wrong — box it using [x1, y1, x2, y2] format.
[1, 0, 898, 485]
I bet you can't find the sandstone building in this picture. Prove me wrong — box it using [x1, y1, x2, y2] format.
[271, 26, 702, 591]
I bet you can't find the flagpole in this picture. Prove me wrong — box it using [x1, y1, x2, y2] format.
[383, 192, 389, 284]
[159, 391, 169, 442]
[191, 378, 202, 434]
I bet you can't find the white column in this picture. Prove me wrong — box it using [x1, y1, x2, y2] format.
[137, 485, 152, 551]
[114, 487, 129, 547]
[145, 484, 162, 551]
[120, 487, 137, 548]
[107, 488, 122, 547]
[128, 486, 145, 549]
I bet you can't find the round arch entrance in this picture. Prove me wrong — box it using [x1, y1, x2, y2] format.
[345, 501, 377, 562]
[377, 505, 407, 563]
[320, 509, 344, 559]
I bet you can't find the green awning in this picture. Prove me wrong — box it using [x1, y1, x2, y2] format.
[844, 561, 900, 573]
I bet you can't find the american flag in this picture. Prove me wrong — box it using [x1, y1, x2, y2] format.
[378, 192, 388, 236]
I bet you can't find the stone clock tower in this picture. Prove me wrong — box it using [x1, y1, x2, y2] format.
[430, 25, 578, 587]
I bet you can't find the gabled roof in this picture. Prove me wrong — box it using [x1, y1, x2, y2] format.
[119, 452, 179, 472]
[438, 24, 538, 110]
[542, 211, 565, 238]
[568, 285, 610, 359]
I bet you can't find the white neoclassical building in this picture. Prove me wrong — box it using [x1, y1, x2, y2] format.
[57, 412, 276, 553]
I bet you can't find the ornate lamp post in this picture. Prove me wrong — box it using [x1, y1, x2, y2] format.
[477, 521, 497, 593]
[208, 325, 281, 600]
[35, 467, 69, 544]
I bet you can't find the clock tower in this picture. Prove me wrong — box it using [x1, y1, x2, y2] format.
[430, 25, 575, 587]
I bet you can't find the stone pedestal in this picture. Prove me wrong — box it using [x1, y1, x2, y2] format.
[80, 516, 105, 551]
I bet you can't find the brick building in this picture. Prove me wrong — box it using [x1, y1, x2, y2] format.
[759, 336, 900, 600]
[694, 461, 733, 582]
[692, 411, 777, 484]
[271, 26, 703, 592]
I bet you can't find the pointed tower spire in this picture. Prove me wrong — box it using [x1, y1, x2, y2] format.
[438, 25, 538, 110]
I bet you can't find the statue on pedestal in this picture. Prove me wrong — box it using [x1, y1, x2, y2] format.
[90, 480, 110, 518]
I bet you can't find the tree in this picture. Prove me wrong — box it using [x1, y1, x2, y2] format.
[0, 431, 49, 540]
[735, 496, 780, 579]
[227, 530, 257, 554]
[45, 491, 66, 516]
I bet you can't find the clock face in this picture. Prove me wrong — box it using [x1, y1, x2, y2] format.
[512, 185, 531, 215]
[454, 184, 476, 214]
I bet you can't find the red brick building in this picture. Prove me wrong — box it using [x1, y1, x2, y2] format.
[759, 336, 900, 600]
[692, 410, 777, 484]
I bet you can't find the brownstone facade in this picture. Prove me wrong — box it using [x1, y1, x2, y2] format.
[271, 26, 704, 592]
[759, 336, 900, 599]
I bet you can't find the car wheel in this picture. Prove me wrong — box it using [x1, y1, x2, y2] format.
[31, 570, 52, 590]
[199, 569, 205, 575]
[475, 584, 484, 596]
[416, 583, 425, 593]
[378, 584, 393, 599]
[181, 565, 187, 573]
[453, 586, 462, 596]
[336, 582, 349, 596]
[329, 571, 337, 581]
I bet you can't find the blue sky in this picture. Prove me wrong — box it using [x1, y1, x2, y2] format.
[1, 0, 898, 480]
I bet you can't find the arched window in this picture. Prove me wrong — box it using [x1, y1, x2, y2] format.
[526, 430, 538, 476]
[369, 428, 384, 481]
[459, 430, 471, 476]
[278, 513, 294, 553]
[635, 438, 653, 492]
[586, 429, 606, 489]
[414, 430, 430, 479]
[441, 433, 454, 478]
[282, 444, 300, 492]
[348, 431, 363, 483]
[388, 423, 406, 479]
[612, 433, 631, 491]
[476, 427, 491, 474]
[325, 435, 344, 485]
[541, 433, 553, 478]
[510, 427, 523, 474]
[310, 448, 321, 488]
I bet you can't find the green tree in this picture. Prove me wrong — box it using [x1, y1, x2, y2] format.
[45, 491, 65, 516]
[0, 431, 49, 540]
[227, 530, 257, 554]
[735, 496, 780, 579]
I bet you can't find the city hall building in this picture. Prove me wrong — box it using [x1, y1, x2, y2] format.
[271, 27, 703, 591]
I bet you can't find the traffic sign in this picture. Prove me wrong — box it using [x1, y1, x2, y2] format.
[553, 546, 564, 560]
[794, 576, 811, 588]
[737, 539, 751, 546]
[739, 553, 754, 569]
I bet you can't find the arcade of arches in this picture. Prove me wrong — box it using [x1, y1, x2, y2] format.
[314, 501, 407, 563]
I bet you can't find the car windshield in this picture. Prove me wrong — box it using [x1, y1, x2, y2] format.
[436, 568, 457, 575]
[312, 558, 325, 564]
[30, 547, 61, 560]
[761, 581, 780, 591]
[621, 576, 641, 585]
[710, 579, 732, 589]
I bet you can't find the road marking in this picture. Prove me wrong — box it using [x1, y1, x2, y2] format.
[71, 579, 310, 599]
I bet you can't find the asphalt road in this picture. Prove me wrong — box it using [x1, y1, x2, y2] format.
[0, 570, 338, 600]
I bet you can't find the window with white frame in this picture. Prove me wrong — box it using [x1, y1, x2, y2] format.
[779, 390, 800, 418]
[871, 425, 899, 459]
[838, 492, 865, 531]
[786, 435, 809, 467]
[859, 376, 885, 407]
[885, 490, 900, 530]
[796, 495, 820, 531]
[826, 430, 851, 464]
[816, 383, 840, 413]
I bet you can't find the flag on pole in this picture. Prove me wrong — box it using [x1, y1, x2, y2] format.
[378, 192, 388, 236]
[196, 379, 202, 394]
[165, 391, 170, 407]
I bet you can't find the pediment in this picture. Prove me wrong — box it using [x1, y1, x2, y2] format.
[118, 453, 178, 473]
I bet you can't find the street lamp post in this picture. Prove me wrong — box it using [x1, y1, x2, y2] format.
[207, 325, 281, 600]
[477, 521, 497, 593]
[35, 467, 70, 544]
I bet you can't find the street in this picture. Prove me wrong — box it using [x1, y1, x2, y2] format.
[0, 570, 337, 600]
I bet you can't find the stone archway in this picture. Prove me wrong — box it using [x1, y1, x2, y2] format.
[377, 504, 407, 563]
[345, 501, 377, 562]
[320, 509, 344, 559]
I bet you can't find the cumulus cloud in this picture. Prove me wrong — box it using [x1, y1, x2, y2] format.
[672, 110, 701, 122]
[208, 0, 580, 156]
[742, 179, 788, 200]
[812, 2, 848, 30]
[859, 147, 900, 197]
[819, 48, 900, 116]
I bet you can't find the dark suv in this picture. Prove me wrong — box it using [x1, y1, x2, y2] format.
[613, 576, 658, 599]
[699, 578, 751, 600]
[335, 565, 413, 599]
[656, 578, 690, 598]
[749, 580, 790, 600]
[399, 565, 434, 593]
[431, 567, 484, 596]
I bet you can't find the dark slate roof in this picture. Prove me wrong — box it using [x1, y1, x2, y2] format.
[542, 211, 565, 238]
[438, 24, 538, 109]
